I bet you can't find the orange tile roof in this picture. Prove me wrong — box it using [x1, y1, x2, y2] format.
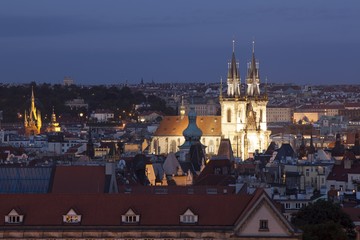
[154, 116, 221, 136]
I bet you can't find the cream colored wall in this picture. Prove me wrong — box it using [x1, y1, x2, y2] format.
[151, 136, 220, 155]
[267, 107, 292, 123]
[237, 202, 290, 237]
[293, 112, 319, 123]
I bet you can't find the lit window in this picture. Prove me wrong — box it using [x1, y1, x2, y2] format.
[259, 219, 269, 231]
[122, 208, 140, 224]
[5, 209, 24, 224]
[63, 209, 81, 224]
[180, 209, 198, 224]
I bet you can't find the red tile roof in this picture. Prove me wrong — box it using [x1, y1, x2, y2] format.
[51, 166, 106, 193]
[0, 193, 254, 226]
[327, 162, 360, 181]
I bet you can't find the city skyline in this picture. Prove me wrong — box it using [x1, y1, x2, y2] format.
[1, 0, 359, 85]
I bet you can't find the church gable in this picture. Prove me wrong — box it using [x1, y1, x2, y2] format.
[234, 192, 300, 238]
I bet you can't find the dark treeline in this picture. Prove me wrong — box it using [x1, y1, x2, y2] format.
[0, 82, 175, 123]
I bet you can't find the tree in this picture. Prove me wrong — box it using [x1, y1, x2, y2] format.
[291, 199, 355, 240]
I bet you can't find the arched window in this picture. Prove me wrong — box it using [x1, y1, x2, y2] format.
[227, 109, 231, 123]
[209, 140, 215, 153]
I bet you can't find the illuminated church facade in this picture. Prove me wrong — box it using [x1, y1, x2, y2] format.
[151, 41, 270, 160]
[220, 41, 270, 159]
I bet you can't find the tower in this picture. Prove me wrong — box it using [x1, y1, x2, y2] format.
[178, 106, 205, 162]
[46, 107, 61, 132]
[24, 87, 42, 136]
[226, 40, 241, 98]
[220, 40, 270, 160]
[246, 41, 261, 97]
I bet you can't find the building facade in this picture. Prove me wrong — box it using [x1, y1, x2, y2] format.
[220, 42, 270, 159]
[0, 189, 301, 239]
[151, 41, 270, 160]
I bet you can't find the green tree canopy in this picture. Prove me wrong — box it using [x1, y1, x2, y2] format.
[291, 199, 355, 240]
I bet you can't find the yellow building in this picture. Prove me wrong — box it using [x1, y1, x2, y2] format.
[46, 107, 61, 133]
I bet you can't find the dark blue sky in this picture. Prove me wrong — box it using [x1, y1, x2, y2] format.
[1, 1, 359, 85]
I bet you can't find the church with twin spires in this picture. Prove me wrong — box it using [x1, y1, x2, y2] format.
[151, 41, 270, 160]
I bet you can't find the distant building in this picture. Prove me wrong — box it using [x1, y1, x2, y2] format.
[178, 96, 219, 116]
[65, 98, 89, 110]
[90, 109, 114, 122]
[63, 76, 74, 86]
[293, 104, 344, 123]
[267, 105, 293, 123]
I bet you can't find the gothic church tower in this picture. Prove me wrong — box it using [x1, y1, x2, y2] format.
[24, 87, 42, 136]
[220, 41, 270, 159]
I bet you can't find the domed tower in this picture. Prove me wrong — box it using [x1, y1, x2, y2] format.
[178, 106, 205, 161]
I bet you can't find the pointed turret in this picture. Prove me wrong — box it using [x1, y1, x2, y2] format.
[179, 96, 186, 118]
[226, 40, 241, 97]
[246, 41, 261, 97]
[31, 86, 36, 113]
[298, 134, 306, 159]
[24, 87, 42, 136]
[51, 106, 57, 123]
[308, 132, 315, 155]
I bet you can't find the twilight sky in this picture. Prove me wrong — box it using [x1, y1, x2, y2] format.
[0, 0, 359, 85]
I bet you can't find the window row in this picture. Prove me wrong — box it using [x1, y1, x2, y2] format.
[5, 208, 199, 225]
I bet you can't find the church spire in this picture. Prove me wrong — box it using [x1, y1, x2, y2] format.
[31, 86, 35, 112]
[227, 39, 240, 97]
[246, 40, 260, 97]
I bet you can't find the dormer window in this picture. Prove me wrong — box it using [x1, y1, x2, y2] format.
[122, 208, 140, 224]
[63, 209, 81, 224]
[5, 209, 24, 224]
[180, 209, 198, 224]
